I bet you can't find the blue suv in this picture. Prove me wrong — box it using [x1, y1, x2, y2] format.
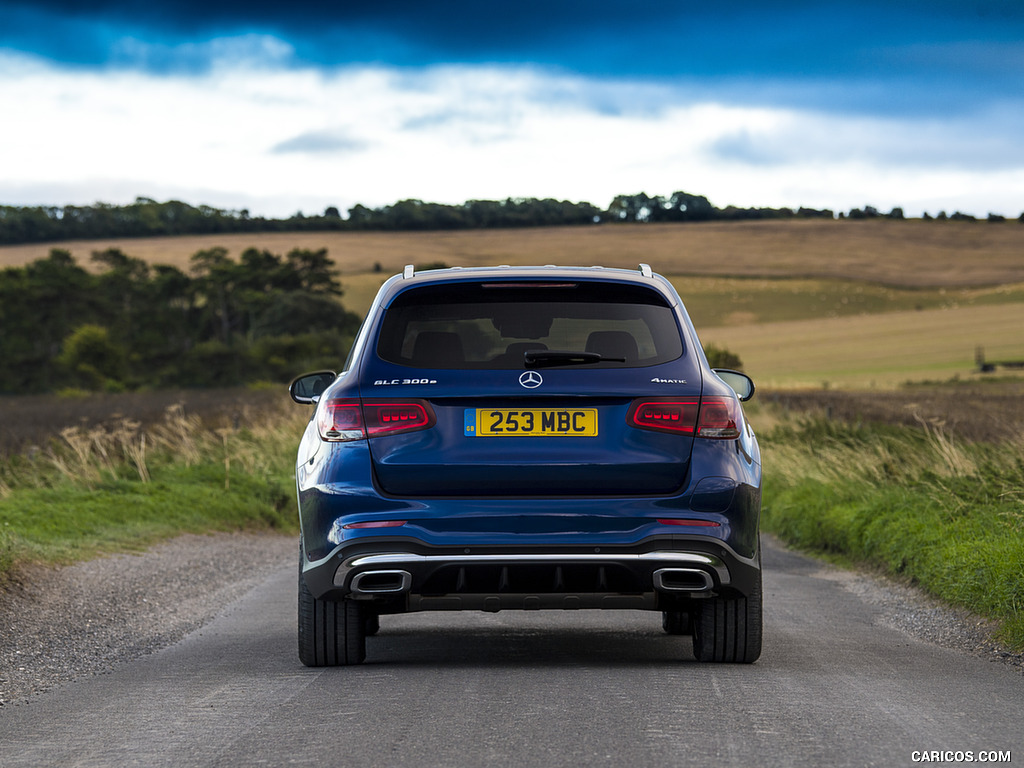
[289, 264, 762, 665]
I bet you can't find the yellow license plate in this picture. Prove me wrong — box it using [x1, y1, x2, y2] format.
[465, 409, 598, 436]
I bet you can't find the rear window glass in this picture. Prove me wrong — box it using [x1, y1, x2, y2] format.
[376, 281, 684, 369]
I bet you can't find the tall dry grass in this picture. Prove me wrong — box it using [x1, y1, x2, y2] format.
[0, 399, 308, 496]
[49, 419, 149, 487]
[0, 398, 307, 575]
[760, 404, 1009, 488]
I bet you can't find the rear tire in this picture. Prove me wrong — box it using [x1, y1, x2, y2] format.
[365, 612, 380, 637]
[662, 610, 691, 635]
[692, 570, 762, 663]
[298, 546, 367, 666]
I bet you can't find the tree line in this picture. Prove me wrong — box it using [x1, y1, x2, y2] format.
[4, 192, 1016, 246]
[0, 197, 604, 245]
[0, 246, 361, 394]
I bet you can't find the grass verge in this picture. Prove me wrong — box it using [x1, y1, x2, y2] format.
[758, 411, 1024, 650]
[0, 401, 305, 582]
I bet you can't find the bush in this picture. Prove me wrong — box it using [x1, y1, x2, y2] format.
[703, 343, 743, 369]
[58, 325, 128, 391]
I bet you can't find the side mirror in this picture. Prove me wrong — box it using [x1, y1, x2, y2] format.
[713, 369, 755, 402]
[289, 371, 337, 404]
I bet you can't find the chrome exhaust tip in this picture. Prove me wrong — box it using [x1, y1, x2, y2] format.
[350, 570, 412, 595]
[653, 568, 714, 593]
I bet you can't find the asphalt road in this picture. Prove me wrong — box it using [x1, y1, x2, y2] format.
[1, 540, 1020, 768]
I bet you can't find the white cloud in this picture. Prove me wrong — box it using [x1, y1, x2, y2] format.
[0, 51, 1021, 219]
[110, 34, 297, 71]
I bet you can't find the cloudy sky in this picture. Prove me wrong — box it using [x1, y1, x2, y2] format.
[1, 1, 1022, 218]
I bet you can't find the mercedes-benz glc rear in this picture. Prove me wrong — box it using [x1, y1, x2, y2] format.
[290, 264, 762, 665]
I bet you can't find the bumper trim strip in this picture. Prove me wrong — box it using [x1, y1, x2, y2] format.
[334, 550, 727, 587]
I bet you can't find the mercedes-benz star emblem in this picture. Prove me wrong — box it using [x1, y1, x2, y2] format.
[519, 371, 543, 389]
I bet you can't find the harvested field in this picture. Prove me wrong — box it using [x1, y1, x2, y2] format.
[670, 276, 1024, 329]
[3, 219, 1024, 288]
[3, 219, 1023, 400]
[702, 303, 1024, 389]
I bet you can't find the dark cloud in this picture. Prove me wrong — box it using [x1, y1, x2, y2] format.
[2, 0, 1023, 116]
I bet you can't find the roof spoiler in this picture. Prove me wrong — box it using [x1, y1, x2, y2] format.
[403, 263, 654, 279]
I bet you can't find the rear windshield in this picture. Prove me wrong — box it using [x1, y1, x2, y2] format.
[376, 280, 684, 369]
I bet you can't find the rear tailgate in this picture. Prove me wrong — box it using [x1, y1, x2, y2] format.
[359, 274, 702, 498]
[360, 368, 701, 497]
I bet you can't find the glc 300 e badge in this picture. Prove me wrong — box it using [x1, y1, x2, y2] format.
[519, 371, 543, 388]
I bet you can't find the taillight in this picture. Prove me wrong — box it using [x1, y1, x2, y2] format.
[627, 399, 700, 435]
[363, 401, 435, 437]
[318, 398, 365, 441]
[627, 396, 741, 439]
[317, 398, 435, 442]
[695, 396, 741, 439]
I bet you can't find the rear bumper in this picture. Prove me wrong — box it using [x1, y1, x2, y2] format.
[302, 536, 761, 612]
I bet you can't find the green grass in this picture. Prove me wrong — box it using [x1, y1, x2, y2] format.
[0, 469, 294, 568]
[758, 411, 1024, 650]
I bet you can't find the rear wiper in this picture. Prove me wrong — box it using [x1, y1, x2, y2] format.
[523, 350, 626, 368]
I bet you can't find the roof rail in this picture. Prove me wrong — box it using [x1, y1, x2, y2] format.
[638, 263, 653, 278]
[403, 264, 414, 279]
